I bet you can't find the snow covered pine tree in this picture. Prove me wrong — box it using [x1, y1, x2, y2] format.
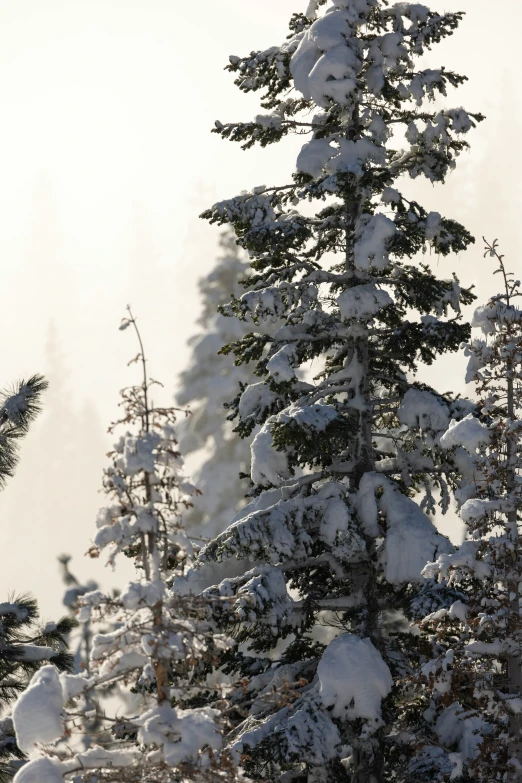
[176, 229, 255, 539]
[199, 2, 483, 782]
[419, 240, 522, 781]
[0, 598, 75, 783]
[0, 376, 77, 782]
[10, 310, 236, 783]
[0, 376, 48, 490]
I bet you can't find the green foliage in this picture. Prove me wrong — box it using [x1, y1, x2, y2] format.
[0, 376, 48, 489]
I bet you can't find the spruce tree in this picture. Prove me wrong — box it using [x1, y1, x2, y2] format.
[176, 229, 254, 539]
[11, 311, 236, 783]
[198, 2, 483, 781]
[418, 239, 522, 781]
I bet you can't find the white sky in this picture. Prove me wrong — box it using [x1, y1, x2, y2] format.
[0, 0, 519, 618]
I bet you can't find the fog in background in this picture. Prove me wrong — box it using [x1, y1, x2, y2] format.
[0, 0, 519, 619]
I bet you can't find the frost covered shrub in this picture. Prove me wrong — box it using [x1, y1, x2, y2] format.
[416, 241, 522, 782]
[198, 1, 483, 781]
[11, 311, 237, 783]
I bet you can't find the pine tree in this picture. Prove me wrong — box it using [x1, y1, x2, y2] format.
[198, 2, 483, 781]
[417, 239, 522, 782]
[0, 599, 75, 783]
[0, 376, 48, 490]
[176, 229, 254, 539]
[11, 310, 237, 783]
[0, 376, 77, 782]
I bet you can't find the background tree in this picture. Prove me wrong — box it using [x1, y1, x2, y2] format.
[176, 229, 255, 540]
[418, 240, 522, 782]
[11, 311, 237, 783]
[198, 1, 483, 782]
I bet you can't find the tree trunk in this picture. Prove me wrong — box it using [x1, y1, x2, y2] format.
[506, 372, 522, 780]
[153, 601, 169, 705]
[344, 114, 382, 783]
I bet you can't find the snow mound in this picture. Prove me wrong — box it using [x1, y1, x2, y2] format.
[13, 747, 140, 782]
[59, 672, 93, 703]
[117, 431, 161, 475]
[422, 540, 490, 581]
[296, 136, 384, 179]
[232, 692, 341, 766]
[290, 13, 361, 108]
[460, 498, 500, 524]
[356, 473, 453, 583]
[398, 388, 449, 432]
[120, 579, 164, 610]
[238, 382, 279, 425]
[13, 757, 65, 783]
[267, 344, 297, 382]
[337, 283, 393, 320]
[13, 666, 64, 754]
[318, 634, 393, 736]
[12, 666, 95, 758]
[296, 137, 335, 178]
[354, 214, 396, 271]
[137, 704, 221, 765]
[250, 421, 291, 487]
[436, 703, 491, 764]
[282, 695, 341, 764]
[440, 414, 490, 452]
[250, 401, 339, 486]
[73, 746, 139, 769]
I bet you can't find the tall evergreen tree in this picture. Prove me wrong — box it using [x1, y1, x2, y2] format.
[11, 311, 236, 783]
[418, 239, 522, 781]
[176, 229, 254, 539]
[198, 2, 483, 781]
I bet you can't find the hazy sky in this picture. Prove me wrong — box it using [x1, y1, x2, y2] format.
[0, 0, 520, 618]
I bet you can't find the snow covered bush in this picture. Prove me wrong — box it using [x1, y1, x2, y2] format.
[198, 1, 483, 781]
[11, 311, 236, 783]
[176, 229, 255, 539]
[413, 240, 522, 781]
